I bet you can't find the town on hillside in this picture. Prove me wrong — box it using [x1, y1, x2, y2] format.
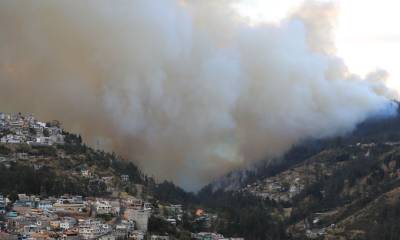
[0, 112, 245, 240]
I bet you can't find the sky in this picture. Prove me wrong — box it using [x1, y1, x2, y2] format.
[234, 0, 400, 91]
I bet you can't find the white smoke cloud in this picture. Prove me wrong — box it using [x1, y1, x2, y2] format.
[0, 0, 397, 190]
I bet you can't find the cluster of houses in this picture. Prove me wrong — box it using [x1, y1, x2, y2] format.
[0, 193, 243, 240]
[192, 232, 244, 240]
[156, 204, 184, 226]
[245, 141, 400, 203]
[0, 113, 245, 239]
[0, 112, 65, 146]
[0, 193, 156, 240]
[286, 212, 338, 240]
[244, 172, 306, 202]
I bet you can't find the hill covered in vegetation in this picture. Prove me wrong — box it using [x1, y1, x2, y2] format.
[3, 108, 400, 239]
[200, 103, 400, 239]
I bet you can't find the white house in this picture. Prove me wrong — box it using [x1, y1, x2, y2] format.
[35, 136, 54, 146]
[81, 169, 91, 178]
[95, 200, 112, 215]
[60, 217, 77, 230]
[121, 175, 129, 182]
[78, 219, 111, 239]
[38, 200, 53, 211]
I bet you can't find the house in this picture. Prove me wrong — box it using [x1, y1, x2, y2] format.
[8, 136, 22, 144]
[121, 175, 129, 182]
[193, 232, 226, 240]
[101, 176, 113, 184]
[123, 197, 144, 210]
[99, 234, 117, 240]
[48, 127, 62, 136]
[81, 169, 91, 178]
[10, 119, 24, 128]
[78, 219, 111, 239]
[130, 230, 145, 240]
[33, 164, 44, 170]
[109, 200, 121, 215]
[23, 224, 39, 234]
[115, 220, 134, 236]
[34, 136, 54, 146]
[50, 134, 65, 145]
[53, 196, 86, 213]
[31, 232, 53, 239]
[306, 228, 326, 239]
[14, 194, 38, 208]
[36, 121, 46, 128]
[151, 235, 169, 240]
[38, 200, 53, 211]
[95, 200, 112, 215]
[15, 152, 28, 160]
[144, 202, 152, 210]
[60, 217, 77, 230]
[166, 218, 176, 225]
[101, 177, 115, 192]
[50, 220, 61, 229]
[169, 204, 183, 214]
[124, 208, 151, 231]
[289, 185, 300, 197]
[1, 134, 22, 144]
[0, 195, 6, 214]
[34, 213, 56, 231]
[7, 211, 18, 218]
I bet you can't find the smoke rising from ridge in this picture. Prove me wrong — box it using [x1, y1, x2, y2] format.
[0, 0, 397, 190]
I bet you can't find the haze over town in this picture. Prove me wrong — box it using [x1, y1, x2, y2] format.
[0, 0, 398, 191]
[2, 1, 400, 240]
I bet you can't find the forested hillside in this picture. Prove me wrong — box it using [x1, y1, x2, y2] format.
[199, 104, 400, 239]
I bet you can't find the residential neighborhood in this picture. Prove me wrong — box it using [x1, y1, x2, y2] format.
[0, 113, 244, 240]
[1, 193, 151, 239]
[0, 113, 64, 146]
[0, 192, 244, 240]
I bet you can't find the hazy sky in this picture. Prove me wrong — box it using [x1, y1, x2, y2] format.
[235, 0, 400, 91]
[0, 0, 396, 190]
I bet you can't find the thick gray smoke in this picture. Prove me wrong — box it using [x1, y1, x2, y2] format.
[0, 0, 397, 190]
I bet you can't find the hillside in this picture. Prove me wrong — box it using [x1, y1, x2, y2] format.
[0, 113, 207, 239]
[199, 104, 400, 239]
[0, 113, 196, 204]
[3, 109, 400, 239]
[1, 112, 286, 240]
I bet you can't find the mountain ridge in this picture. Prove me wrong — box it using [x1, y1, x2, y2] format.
[204, 101, 400, 194]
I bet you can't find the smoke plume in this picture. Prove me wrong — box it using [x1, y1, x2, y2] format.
[0, 0, 397, 190]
